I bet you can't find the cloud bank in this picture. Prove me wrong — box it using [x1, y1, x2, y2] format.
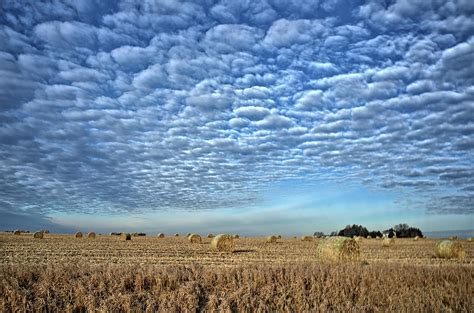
[0, 0, 473, 224]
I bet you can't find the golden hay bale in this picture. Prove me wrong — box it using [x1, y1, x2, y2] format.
[87, 232, 96, 239]
[186, 233, 191, 237]
[354, 236, 363, 242]
[131, 232, 138, 237]
[120, 233, 131, 241]
[233, 234, 239, 239]
[33, 231, 43, 239]
[266, 235, 278, 243]
[366, 235, 372, 239]
[414, 236, 420, 241]
[467, 237, 472, 242]
[14, 230, 21, 235]
[75, 232, 83, 238]
[435, 240, 465, 259]
[382, 237, 395, 247]
[375, 236, 381, 240]
[301, 235, 313, 241]
[157, 233, 165, 238]
[207, 234, 214, 238]
[316, 236, 360, 262]
[175, 233, 179, 237]
[211, 234, 235, 252]
[449, 236, 458, 240]
[277, 235, 282, 239]
[188, 233, 201, 243]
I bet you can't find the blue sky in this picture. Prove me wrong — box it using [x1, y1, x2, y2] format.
[0, 0, 473, 235]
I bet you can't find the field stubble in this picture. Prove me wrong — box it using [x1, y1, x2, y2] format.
[0, 233, 473, 312]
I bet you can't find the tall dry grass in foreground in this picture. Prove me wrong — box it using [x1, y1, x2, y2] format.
[1, 263, 471, 312]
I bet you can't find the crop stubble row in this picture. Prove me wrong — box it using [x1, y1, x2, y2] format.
[1, 233, 472, 266]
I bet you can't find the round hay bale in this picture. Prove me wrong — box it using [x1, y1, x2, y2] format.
[266, 235, 278, 243]
[366, 235, 372, 239]
[14, 230, 21, 235]
[157, 233, 165, 238]
[467, 237, 472, 242]
[316, 236, 360, 262]
[75, 232, 83, 238]
[277, 235, 282, 239]
[188, 233, 201, 243]
[354, 236, 363, 242]
[120, 233, 131, 241]
[87, 232, 96, 239]
[33, 231, 43, 239]
[131, 232, 138, 237]
[414, 236, 420, 241]
[211, 234, 235, 252]
[382, 237, 395, 247]
[207, 233, 214, 238]
[301, 235, 313, 242]
[435, 240, 465, 259]
[233, 234, 239, 239]
[375, 236, 381, 240]
[175, 233, 180, 237]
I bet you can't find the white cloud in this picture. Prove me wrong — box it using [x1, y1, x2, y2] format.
[0, 0, 473, 220]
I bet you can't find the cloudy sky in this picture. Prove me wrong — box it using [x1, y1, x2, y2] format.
[0, 0, 473, 235]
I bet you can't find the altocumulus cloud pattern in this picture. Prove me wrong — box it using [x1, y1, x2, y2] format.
[0, 0, 473, 218]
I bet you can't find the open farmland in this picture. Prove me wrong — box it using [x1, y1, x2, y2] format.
[1, 233, 473, 311]
[1, 233, 473, 266]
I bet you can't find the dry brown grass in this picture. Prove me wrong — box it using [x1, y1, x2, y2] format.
[2, 233, 472, 266]
[1, 232, 473, 311]
[1, 263, 472, 312]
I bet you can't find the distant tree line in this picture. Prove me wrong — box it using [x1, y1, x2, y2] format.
[317, 223, 423, 238]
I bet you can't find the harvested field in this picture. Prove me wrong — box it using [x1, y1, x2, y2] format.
[1, 263, 472, 312]
[0, 233, 472, 311]
[1, 233, 472, 266]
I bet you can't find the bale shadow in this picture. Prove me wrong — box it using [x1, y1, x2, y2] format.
[233, 249, 256, 254]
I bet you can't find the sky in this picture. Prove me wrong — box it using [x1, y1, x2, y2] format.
[0, 0, 473, 235]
